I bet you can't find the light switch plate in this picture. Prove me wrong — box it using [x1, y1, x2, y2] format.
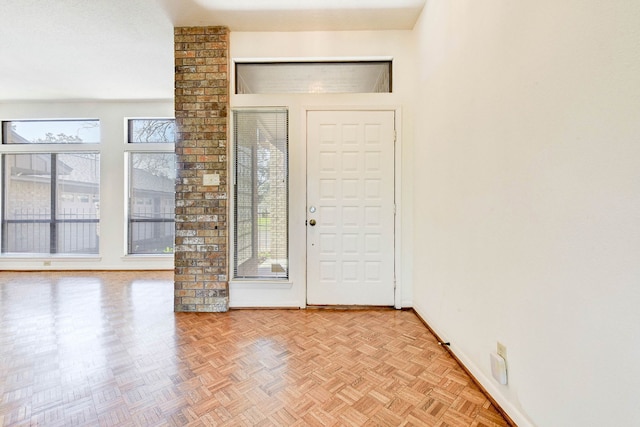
[203, 174, 220, 186]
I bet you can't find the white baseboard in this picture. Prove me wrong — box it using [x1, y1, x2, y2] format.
[412, 304, 535, 427]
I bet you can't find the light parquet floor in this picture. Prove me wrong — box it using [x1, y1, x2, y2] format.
[0, 271, 510, 427]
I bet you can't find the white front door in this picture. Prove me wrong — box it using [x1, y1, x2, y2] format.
[306, 110, 395, 306]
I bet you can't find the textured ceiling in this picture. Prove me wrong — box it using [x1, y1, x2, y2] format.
[0, 0, 425, 102]
[160, 0, 426, 31]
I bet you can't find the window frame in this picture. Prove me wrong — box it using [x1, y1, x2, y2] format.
[2, 119, 100, 144]
[125, 118, 176, 256]
[1, 119, 102, 256]
[235, 60, 393, 94]
[232, 108, 289, 280]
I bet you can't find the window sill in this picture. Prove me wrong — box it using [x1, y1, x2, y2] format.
[121, 254, 174, 262]
[0, 254, 101, 261]
[230, 280, 293, 290]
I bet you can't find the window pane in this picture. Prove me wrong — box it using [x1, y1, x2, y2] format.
[233, 110, 288, 279]
[2, 120, 100, 144]
[128, 119, 176, 143]
[2, 153, 100, 254]
[56, 153, 100, 253]
[3, 154, 52, 252]
[128, 153, 176, 254]
[236, 61, 391, 94]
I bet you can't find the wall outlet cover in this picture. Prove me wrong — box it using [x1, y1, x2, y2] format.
[490, 352, 508, 385]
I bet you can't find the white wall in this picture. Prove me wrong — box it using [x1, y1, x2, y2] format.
[229, 30, 416, 308]
[411, 1, 640, 425]
[0, 101, 175, 270]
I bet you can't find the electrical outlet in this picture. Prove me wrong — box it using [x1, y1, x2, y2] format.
[43, 261, 51, 266]
[497, 342, 507, 360]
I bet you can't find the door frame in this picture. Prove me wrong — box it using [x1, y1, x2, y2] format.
[228, 104, 403, 309]
[302, 106, 403, 309]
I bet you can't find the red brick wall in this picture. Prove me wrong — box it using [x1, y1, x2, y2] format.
[174, 27, 229, 312]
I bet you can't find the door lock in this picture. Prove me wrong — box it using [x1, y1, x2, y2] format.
[309, 219, 316, 226]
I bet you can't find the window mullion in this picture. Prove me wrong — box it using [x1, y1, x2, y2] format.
[50, 153, 57, 254]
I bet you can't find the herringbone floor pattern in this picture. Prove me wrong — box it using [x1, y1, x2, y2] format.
[0, 271, 510, 426]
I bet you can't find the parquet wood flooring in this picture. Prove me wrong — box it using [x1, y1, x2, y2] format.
[0, 271, 510, 426]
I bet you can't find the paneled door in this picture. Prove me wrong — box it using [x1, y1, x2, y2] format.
[306, 110, 395, 306]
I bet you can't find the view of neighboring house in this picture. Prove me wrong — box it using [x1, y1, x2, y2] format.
[129, 166, 175, 254]
[3, 149, 100, 254]
[2, 125, 175, 255]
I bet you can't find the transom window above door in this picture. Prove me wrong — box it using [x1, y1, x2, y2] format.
[235, 61, 392, 94]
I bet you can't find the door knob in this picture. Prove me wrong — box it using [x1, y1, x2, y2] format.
[309, 219, 316, 226]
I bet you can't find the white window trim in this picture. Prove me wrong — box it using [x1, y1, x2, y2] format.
[123, 117, 176, 258]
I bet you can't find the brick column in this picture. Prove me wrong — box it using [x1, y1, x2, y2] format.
[174, 26, 229, 312]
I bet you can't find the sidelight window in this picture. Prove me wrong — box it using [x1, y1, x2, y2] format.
[233, 109, 288, 279]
